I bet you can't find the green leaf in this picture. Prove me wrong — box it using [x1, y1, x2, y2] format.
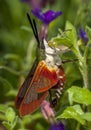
[67, 86, 91, 105]
[11, 116, 19, 130]
[0, 66, 21, 75]
[4, 53, 22, 69]
[0, 77, 12, 95]
[2, 121, 11, 130]
[3, 115, 19, 130]
[0, 105, 8, 113]
[57, 105, 85, 125]
[72, 105, 84, 115]
[65, 21, 77, 48]
[49, 21, 80, 56]
[21, 25, 32, 32]
[4, 53, 21, 61]
[5, 107, 16, 123]
[81, 113, 91, 121]
[86, 26, 91, 43]
[49, 36, 71, 48]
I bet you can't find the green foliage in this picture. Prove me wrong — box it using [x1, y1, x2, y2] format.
[0, 105, 18, 130]
[0, 105, 8, 113]
[86, 26, 91, 44]
[81, 113, 91, 122]
[57, 105, 85, 125]
[49, 8, 91, 130]
[67, 86, 91, 105]
[2, 107, 18, 130]
[65, 21, 77, 49]
[50, 20, 80, 57]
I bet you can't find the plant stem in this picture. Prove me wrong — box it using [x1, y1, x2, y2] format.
[76, 122, 80, 130]
[76, 50, 88, 88]
[81, 60, 88, 88]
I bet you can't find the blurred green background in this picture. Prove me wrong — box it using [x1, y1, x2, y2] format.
[0, 0, 91, 130]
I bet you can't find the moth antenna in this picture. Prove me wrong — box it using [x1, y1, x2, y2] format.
[62, 58, 78, 64]
[27, 13, 40, 47]
[33, 19, 40, 45]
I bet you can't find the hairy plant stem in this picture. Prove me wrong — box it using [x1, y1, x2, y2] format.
[80, 60, 88, 88]
[76, 50, 88, 88]
[76, 50, 88, 130]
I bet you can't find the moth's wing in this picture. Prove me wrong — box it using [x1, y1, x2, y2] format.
[19, 91, 48, 116]
[36, 61, 58, 93]
[15, 60, 38, 109]
[24, 60, 58, 93]
[19, 60, 57, 116]
[19, 61, 48, 116]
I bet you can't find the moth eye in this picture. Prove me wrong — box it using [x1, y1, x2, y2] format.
[50, 96, 58, 108]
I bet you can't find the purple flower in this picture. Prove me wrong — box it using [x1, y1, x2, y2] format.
[21, 0, 40, 10]
[50, 121, 65, 130]
[31, 8, 62, 25]
[21, 0, 56, 9]
[79, 27, 89, 45]
[41, 100, 55, 120]
[41, 101, 65, 130]
[40, 0, 56, 8]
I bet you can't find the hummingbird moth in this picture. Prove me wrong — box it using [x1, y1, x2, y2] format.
[15, 14, 66, 116]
